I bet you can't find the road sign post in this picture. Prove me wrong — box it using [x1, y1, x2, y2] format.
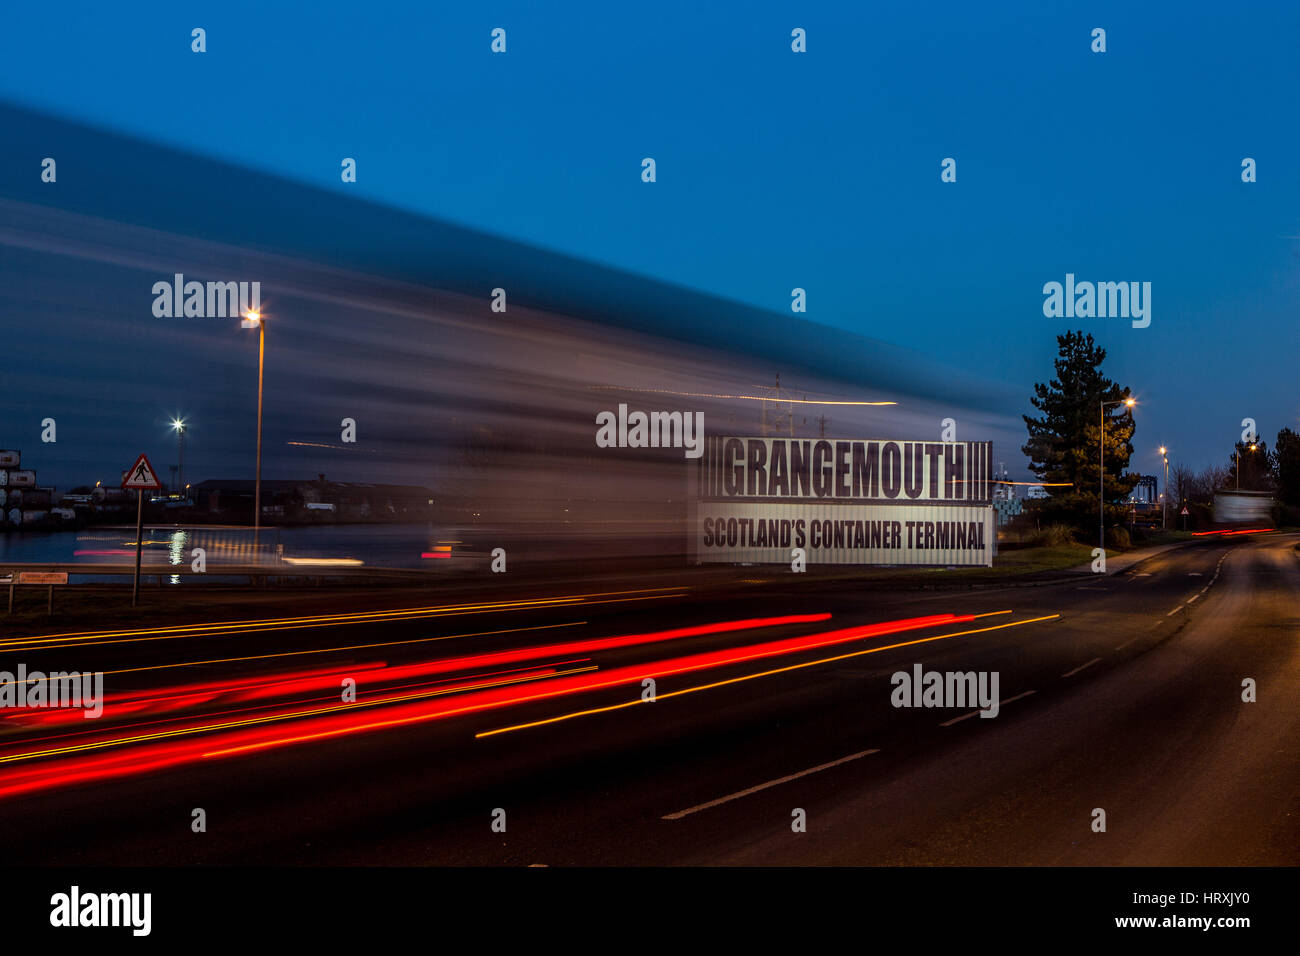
[132, 489, 143, 605]
[122, 453, 162, 607]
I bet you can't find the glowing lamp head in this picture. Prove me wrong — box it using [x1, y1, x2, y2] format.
[171, 418, 185, 432]
[1250, 443, 1257, 451]
[1159, 446, 1166, 455]
[1124, 397, 1135, 407]
[241, 310, 262, 328]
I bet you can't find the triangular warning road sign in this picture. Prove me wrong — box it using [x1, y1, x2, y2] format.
[122, 453, 162, 490]
[1180, 506, 1190, 516]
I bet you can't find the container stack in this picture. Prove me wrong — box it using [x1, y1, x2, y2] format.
[1, 449, 60, 529]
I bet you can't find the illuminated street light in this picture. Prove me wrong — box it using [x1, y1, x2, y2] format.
[1158, 446, 1169, 530]
[1100, 397, 1137, 554]
[170, 418, 186, 494]
[241, 309, 266, 555]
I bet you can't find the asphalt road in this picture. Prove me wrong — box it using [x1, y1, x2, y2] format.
[2, 534, 1296, 866]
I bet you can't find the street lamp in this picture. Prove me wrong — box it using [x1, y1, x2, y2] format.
[1236, 442, 1257, 491]
[1158, 446, 1168, 530]
[241, 309, 265, 557]
[170, 418, 186, 495]
[1100, 397, 1136, 553]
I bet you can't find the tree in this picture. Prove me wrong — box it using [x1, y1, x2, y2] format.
[1271, 428, 1300, 505]
[1022, 331, 1137, 533]
[1168, 461, 1195, 507]
[1191, 464, 1230, 501]
[1226, 439, 1270, 491]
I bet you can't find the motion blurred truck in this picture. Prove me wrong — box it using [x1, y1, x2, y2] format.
[1212, 490, 1274, 527]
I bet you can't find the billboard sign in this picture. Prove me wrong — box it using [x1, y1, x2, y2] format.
[692, 437, 995, 566]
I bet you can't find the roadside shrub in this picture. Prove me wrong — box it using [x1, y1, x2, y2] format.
[1272, 503, 1300, 530]
[1028, 523, 1077, 547]
[1047, 523, 1077, 546]
[1104, 526, 1131, 550]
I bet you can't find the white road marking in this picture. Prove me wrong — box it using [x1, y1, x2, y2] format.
[1132, 572, 1151, 577]
[939, 690, 1036, 727]
[1188, 572, 1202, 577]
[1116, 634, 1143, 650]
[1062, 657, 1102, 678]
[661, 748, 881, 820]
[1076, 587, 1109, 591]
[1166, 605, 1185, 616]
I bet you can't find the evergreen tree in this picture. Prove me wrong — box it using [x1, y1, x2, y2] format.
[1022, 331, 1137, 532]
[1226, 438, 1270, 491]
[1269, 428, 1300, 504]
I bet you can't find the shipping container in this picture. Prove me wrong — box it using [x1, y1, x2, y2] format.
[0, 450, 19, 468]
[5, 470, 36, 488]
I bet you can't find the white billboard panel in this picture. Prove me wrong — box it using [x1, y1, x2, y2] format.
[693, 500, 995, 566]
[691, 437, 995, 566]
[697, 437, 994, 505]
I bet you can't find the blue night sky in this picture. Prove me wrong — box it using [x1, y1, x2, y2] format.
[2, 0, 1297, 476]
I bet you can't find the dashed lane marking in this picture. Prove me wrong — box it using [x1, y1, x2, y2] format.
[1062, 657, 1102, 678]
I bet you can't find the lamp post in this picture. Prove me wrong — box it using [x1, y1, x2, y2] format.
[1236, 443, 1257, 490]
[1158, 446, 1168, 530]
[1100, 397, 1136, 553]
[170, 418, 186, 494]
[241, 310, 265, 558]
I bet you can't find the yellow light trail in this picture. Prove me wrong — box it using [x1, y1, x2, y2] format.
[7, 593, 680, 655]
[88, 621, 588, 680]
[0, 600, 581, 652]
[993, 481, 1074, 487]
[281, 557, 364, 567]
[475, 613, 1058, 738]
[0, 587, 686, 652]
